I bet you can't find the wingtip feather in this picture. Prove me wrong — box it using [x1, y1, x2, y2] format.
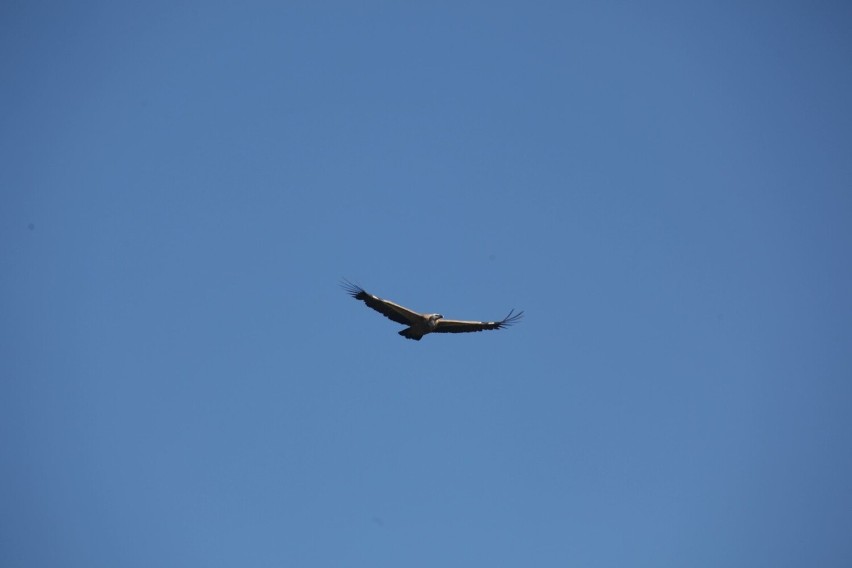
[340, 278, 366, 299]
[499, 309, 524, 327]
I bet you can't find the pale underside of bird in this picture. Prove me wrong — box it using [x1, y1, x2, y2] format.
[341, 279, 523, 341]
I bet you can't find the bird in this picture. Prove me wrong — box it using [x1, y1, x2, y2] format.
[341, 279, 523, 341]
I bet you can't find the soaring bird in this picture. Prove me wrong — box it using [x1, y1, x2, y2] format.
[341, 279, 523, 341]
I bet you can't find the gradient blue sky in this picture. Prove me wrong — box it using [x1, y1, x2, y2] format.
[2, 2, 852, 566]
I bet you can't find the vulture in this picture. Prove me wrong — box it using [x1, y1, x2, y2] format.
[341, 279, 523, 341]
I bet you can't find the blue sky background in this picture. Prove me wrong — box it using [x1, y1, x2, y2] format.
[2, 1, 851, 566]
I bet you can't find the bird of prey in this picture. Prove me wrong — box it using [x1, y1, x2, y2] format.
[341, 279, 523, 341]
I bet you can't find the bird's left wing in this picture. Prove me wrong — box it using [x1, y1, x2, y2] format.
[341, 279, 423, 326]
[433, 309, 524, 334]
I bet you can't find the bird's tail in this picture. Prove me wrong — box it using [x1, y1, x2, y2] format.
[398, 328, 423, 341]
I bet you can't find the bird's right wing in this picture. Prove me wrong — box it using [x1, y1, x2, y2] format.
[433, 309, 524, 334]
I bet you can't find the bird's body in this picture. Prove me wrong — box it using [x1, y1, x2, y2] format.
[341, 280, 522, 340]
[398, 313, 441, 341]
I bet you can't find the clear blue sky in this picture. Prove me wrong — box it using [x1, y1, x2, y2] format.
[2, 2, 851, 566]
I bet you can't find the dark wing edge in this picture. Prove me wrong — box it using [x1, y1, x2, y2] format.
[433, 309, 524, 334]
[340, 278, 418, 326]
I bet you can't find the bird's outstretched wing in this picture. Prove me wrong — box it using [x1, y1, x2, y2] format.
[341, 279, 423, 326]
[433, 309, 524, 334]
